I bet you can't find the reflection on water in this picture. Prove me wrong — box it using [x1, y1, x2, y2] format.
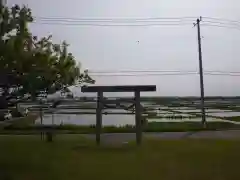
[36, 109, 199, 126]
[161, 109, 234, 113]
[35, 108, 136, 126]
[205, 112, 240, 117]
[148, 117, 224, 122]
[25, 102, 240, 126]
[36, 113, 233, 126]
[36, 114, 135, 126]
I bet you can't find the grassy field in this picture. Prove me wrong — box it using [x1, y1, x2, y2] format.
[0, 135, 240, 180]
[1, 121, 239, 135]
[226, 116, 240, 122]
[0, 114, 38, 130]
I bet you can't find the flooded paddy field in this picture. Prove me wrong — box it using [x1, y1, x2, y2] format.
[17, 97, 240, 126]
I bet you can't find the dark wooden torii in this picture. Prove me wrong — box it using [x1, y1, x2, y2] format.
[81, 85, 156, 145]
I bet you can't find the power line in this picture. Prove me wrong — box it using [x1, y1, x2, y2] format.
[32, 20, 240, 30]
[32, 15, 240, 24]
[32, 21, 193, 27]
[32, 16, 197, 27]
[203, 16, 240, 25]
[88, 69, 240, 74]
[31, 15, 240, 30]
[203, 20, 240, 27]
[35, 16, 240, 24]
[89, 72, 198, 77]
[204, 73, 240, 76]
[34, 19, 195, 23]
[88, 72, 240, 77]
[204, 70, 240, 74]
[201, 16, 240, 30]
[88, 70, 198, 73]
[201, 23, 240, 31]
[34, 16, 240, 25]
[34, 16, 197, 21]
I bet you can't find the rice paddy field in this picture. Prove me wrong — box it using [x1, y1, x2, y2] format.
[11, 97, 240, 127]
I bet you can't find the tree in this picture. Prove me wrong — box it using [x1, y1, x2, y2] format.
[0, 3, 94, 107]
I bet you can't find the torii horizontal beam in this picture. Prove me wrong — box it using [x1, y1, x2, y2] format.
[81, 85, 156, 92]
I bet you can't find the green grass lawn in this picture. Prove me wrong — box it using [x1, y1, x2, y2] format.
[226, 116, 240, 122]
[2, 121, 240, 135]
[0, 135, 240, 180]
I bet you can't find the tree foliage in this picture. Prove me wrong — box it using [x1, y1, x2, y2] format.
[0, 2, 94, 103]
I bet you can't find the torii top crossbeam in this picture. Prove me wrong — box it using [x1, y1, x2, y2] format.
[81, 85, 156, 92]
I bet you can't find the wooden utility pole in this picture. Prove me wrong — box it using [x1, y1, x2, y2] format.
[0, 0, 3, 15]
[134, 90, 142, 145]
[40, 101, 44, 140]
[195, 17, 206, 126]
[96, 91, 103, 145]
[0, 0, 7, 6]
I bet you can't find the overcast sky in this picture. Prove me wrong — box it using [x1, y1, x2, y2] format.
[7, 0, 240, 96]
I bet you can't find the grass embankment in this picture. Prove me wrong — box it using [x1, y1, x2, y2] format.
[225, 116, 240, 122]
[0, 135, 240, 180]
[0, 114, 38, 130]
[1, 121, 239, 135]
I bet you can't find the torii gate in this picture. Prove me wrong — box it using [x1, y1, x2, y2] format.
[81, 85, 156, 145]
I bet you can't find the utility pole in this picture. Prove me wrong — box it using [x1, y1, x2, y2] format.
[194, 17, 206, 127]
[0, 0, 2, 13]
[0, 0, 7, 18]
[0, 0, 7, 6]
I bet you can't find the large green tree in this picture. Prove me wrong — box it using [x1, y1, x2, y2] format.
[0, 2, 94, 106]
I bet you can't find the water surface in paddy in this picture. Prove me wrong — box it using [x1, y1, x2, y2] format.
[35, 109, 230, 126]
